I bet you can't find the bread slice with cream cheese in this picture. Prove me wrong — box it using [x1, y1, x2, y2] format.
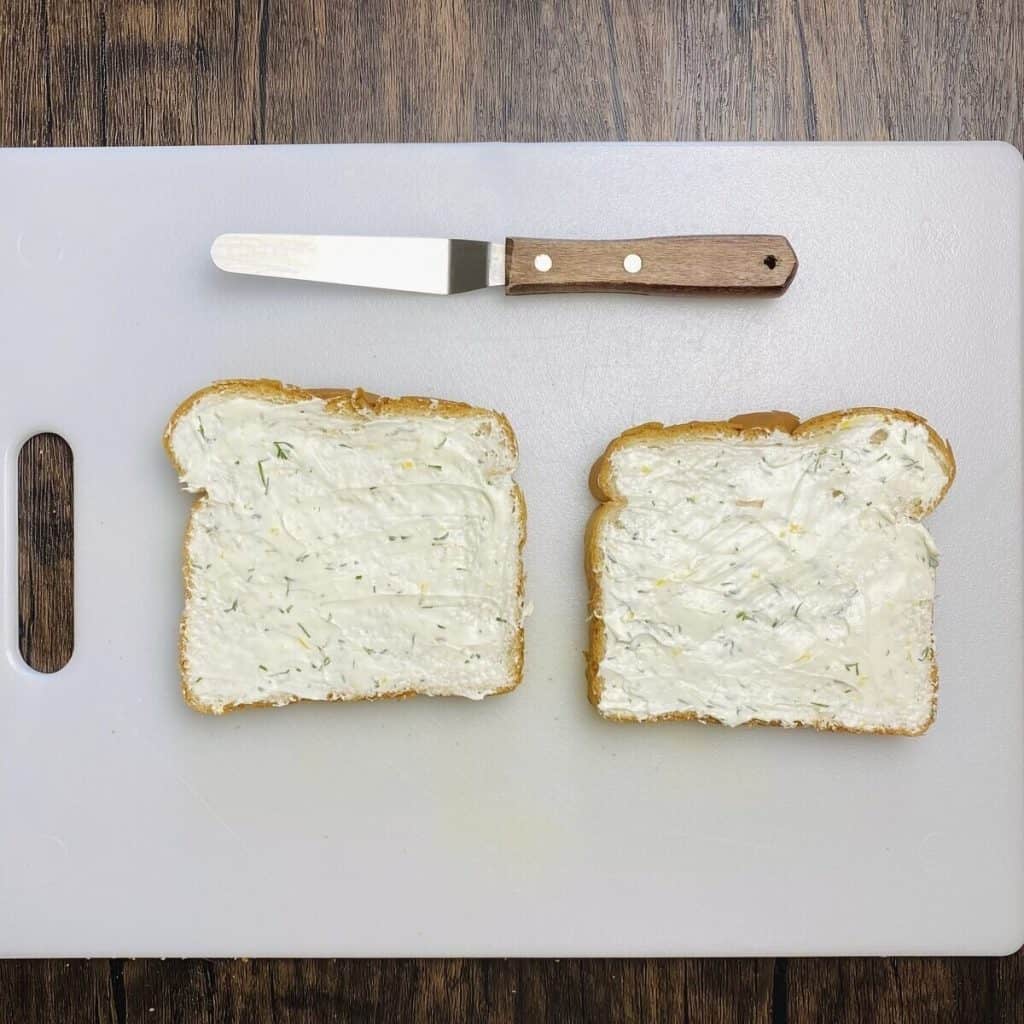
[165, 379, 526, 713]
[586, 409, 955, 734]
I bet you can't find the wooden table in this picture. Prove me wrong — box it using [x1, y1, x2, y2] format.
[2, 2, 1022, 1020]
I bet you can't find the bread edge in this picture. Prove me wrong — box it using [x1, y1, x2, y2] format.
[585, 407, 956, 735]
[164, 378, 527, 714]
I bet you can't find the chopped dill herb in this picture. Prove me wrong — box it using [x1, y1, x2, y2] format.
[197, 418, 207, 441]
[844, 662, 860, 675]
[296, 553, 311, 563]
[428, 464, 443, 470]
[284, 575, 295, 596]
[258, 664, 268, 672]
[736, 610, 752, 621]
[223, 598, 238, 612]
[257, 458, 269, 493]
[298, 622, 311, 638]
[273, 441, 294, 460]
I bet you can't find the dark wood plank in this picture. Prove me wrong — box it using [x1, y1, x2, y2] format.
[3, 0, 1020, 149]
[0, 959, 114, 1024]
[0, 959, 776, 1023]
[1, 0, 1022, 1021]
[789, 954, 1024, 1024]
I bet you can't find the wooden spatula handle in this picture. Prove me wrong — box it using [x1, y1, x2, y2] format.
[504, 235, 797, 295]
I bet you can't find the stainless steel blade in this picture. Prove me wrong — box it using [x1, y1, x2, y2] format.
[210, 234, 506, 294]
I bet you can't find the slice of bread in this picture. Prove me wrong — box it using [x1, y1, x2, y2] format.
[587, 409, 955, 734]
[164, 380, 526, 713]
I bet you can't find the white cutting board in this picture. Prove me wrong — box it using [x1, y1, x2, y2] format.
[1, 143, 1021, 957]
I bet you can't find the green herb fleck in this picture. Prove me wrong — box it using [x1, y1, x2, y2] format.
[296, 553, 311, 563]
[919, 646, 935, 661]
[434, 532, 449, 542]
[223, 598, 238, 612]
[273, 441, 294, 460]
[298, 622, 311, 638]
[284, 575, 295, 596]
[428, 464, 443, 470]
[927, 551, 939, 568]
[258, 664, 268, 672]
[434, 436, 448, 449]
[844, 662, 860, 675]
[355, 575, 363, 580]
[736, 610, 752, 621]
[197, 417, 207, 441]
[257, 458, 269, 493]
[793, 602, 803, 619]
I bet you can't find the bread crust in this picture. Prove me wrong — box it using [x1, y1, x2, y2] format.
[585, 407, 956, 735]
[164, 378, 526, 714]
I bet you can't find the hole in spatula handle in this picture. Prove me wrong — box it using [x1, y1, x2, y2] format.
[18, 433, 74, 673]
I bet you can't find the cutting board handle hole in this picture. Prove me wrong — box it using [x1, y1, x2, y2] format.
[17, 433, 74, 673]
[763, 254, 778, 269]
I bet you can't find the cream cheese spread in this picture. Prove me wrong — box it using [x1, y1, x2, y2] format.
[169, 391, 523, 710]
[594, 416, 950, 731]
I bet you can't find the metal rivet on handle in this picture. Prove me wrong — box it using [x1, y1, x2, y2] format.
[624, 253, 642, 273]
[534, 254, 552, 272]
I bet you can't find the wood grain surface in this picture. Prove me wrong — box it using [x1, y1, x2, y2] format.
[504, 235, 798, 294]
[3, 0, 1022, 1021]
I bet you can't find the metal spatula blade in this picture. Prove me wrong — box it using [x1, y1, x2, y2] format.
[211, 234, 505, 295]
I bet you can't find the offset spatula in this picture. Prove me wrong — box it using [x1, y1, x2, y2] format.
[211, 234, 797, 296]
